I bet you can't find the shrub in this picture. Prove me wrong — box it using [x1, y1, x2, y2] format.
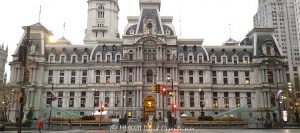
[198, 116, 214, 121]
[214, 117, 242, 121]
[22, 120, 32, 127]
[81, 116, 95, 120]
[26, 108, 34, 120]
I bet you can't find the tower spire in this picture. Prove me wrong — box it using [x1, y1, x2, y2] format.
[38, 5, 41, 23]
[63, 23, 66, 37]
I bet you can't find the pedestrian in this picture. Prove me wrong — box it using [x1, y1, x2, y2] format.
[68, 119, 72, 129]
[37, 120, 43, 133]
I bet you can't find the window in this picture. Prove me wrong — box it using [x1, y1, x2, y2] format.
[107, 55, 111, 62]
[147, 70, 153, 83]
[71, 70, 76, 84]
[98, 11, 104, 18]
[224, 98, 229, 108]
[96, 55, 101, 63]
[223, 78, 228, 85]
[81, 92, 86, 97]
[235, 92, 240, 97]
[72, 56, 77, 63]
[212, 57, 216, 64]
[83, 56, 88, 63]
[96, 70, 101, 83]
[234, 78, 239, 85]
[189, 77, 193, 84]
[58, 98, 63, 108]
[199, 77, 203, 84]
[70, 92, 75, 97]
[116, 70, 121, 83]
[167, 68, 171, 73]
[116, 55, 121, 62]
[234, 71, 238, 77]
[82, 70, 87, 84]
[189, 55, 193, 63]
[49, 56, 54, 63]
[233, 57, 238, 64]
[236, 98, 240, 108]
[46, 92, 52, 105]
[222, 57, 227, 64]
[180, 91, 185, 107]
[224, 92, 228, 97]
[199, 56, 202, 63]
[69, 98, 74, 107]
[199, 70, 203, 76]
[129, 75, 133, 82]
[48, 70, 53, 83]
[267, 47, 271, 55]
[106, 70, 111, 83]
[59, 70, 64, 84]
[245, 71, 250, 77]
[243, 57, 249, 64]
[61, 56, 65, 64]
[213, 92, 218, 97]
[190, 91, 194, 107]
[213, 78, 217, 85]
[223, 71, 227, 76]
[81, 98, 86, 107]
[212, 71, 217, 76]
[213, 98, 218, 108]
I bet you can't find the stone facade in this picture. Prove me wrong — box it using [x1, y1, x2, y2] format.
[9, 0, 287, 121]
[254, 0, 300, 88]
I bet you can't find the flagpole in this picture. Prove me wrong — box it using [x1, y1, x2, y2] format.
[38, 5, 41, 23]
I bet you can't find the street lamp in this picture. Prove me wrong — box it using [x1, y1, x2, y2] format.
[199, 89, 204, 116]
[48, 82, 54, 129]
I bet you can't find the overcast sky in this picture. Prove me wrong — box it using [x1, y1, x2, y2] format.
[0, 0, 258, 82]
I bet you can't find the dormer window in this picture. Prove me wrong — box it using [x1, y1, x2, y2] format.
[199, 55, 203, 63]
[233, 57, 238, 64]
[49, 55, 54, 63]
[243, 57, 249, 64]
[107, 55, 111, 63]
[83, 55, 88, 63]
[222, 57, 227, 64]
[72, 55, 77, 63]
[116, 55, 121, 62]
[212, 57, 216, 64]
[61, 56, 65, 64]
[189, 55, 193, 63]
[98, 11, 104, 18]
[96, 54, 101, 63]
[267, 47, 271, 56]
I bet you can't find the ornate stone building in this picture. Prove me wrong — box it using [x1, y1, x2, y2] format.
[9, 0, 287, 122]
[0, 44, 7, 84]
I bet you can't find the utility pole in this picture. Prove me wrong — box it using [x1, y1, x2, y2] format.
[17, 27, 30, 133]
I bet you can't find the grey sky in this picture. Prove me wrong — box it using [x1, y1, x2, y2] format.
[0, 0, 258, 82]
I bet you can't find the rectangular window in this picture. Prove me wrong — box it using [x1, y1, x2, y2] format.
[59, 77, 64, 84]
[60, 70, 64, 76]
[223, 71, 227, 76]
[212, 78, 217, 85]
[70, 92, 75, 97]
[224, 92, 229, 97]
[224, 98, 229, 108]
[71, 70, 76, 76]
[236, 98, 241, 108]
[94, 97, 99, 107]
[223, 78, 228, 85]
[81, 92, 86, 97]
[69, 98, 74, 107]
[82, 77, 87, 84]
[83, 70, 87, 76]
[97, 55, 101, 62]
[96, 70, 101, 83]
[212, 57, 216, 64]
[213, 92, 218, 97]
[234, 71, 238, 77]
[49, 70, 53, 76]
[128, 75, 132, 82]
[213, 98, 218, 108]
[189, 77, 193, 84]
[48, 77, 53, 84]
[167, 68, 171, 73]
[117, 55, 121, 62]
[58, 98, 63, 108]
[81, 98, 86, 107]
[83, 56, 88, 63]
[98, 11, 104, 18]
[235, 92, 240, 97]
[234, 78, 239, 85]
[50, 56, 54, 63]
[199, 77, 203, 84]
[107, 55, 111, 63]
[212, 71, 217, 76]
[61, 56, 65, 64]
[58, 91, 63, 97]
[72, 56, 77, 63]
[245, 71, 250, 77]
[71, 77, 75, 84]
[199, 70, 203, 76]
[233, 57, 237, 64]
[116, 76, 120, 83]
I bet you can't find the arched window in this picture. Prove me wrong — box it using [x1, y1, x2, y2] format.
[267, 71, 274, 84]
[147, 23, 153, 35]
[267, 47, 271, 56]
[143, 50, 147, 60]
[129, 50, 134, 60]
[147, 70, 153, 83]
[148, 50, 152, 61]
[152, 50, 156, 60]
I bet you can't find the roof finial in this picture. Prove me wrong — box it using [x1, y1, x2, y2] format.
[229, 24, 232, 39]
[38, 5, 42, 23]
[6, 44, 8, 51]
[63, 22, 66, 37]
[179, 13, 182, 39]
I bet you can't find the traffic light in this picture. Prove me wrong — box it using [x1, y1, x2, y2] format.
[162, 86, 167, 95]
[172, 104, 177, 112]
[156, 84, 161, 93]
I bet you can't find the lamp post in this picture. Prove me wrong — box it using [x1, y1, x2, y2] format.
[199, 89, 204, 116]
[277, 83, 282, 128]
[167, 77, 175, 127]
[92, 89, 95, 117]
[48, 82, 54, 129]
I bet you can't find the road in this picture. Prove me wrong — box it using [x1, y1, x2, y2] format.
[2, 129, 300, 133]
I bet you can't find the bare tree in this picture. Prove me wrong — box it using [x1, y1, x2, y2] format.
[0, 84, 19, 122]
